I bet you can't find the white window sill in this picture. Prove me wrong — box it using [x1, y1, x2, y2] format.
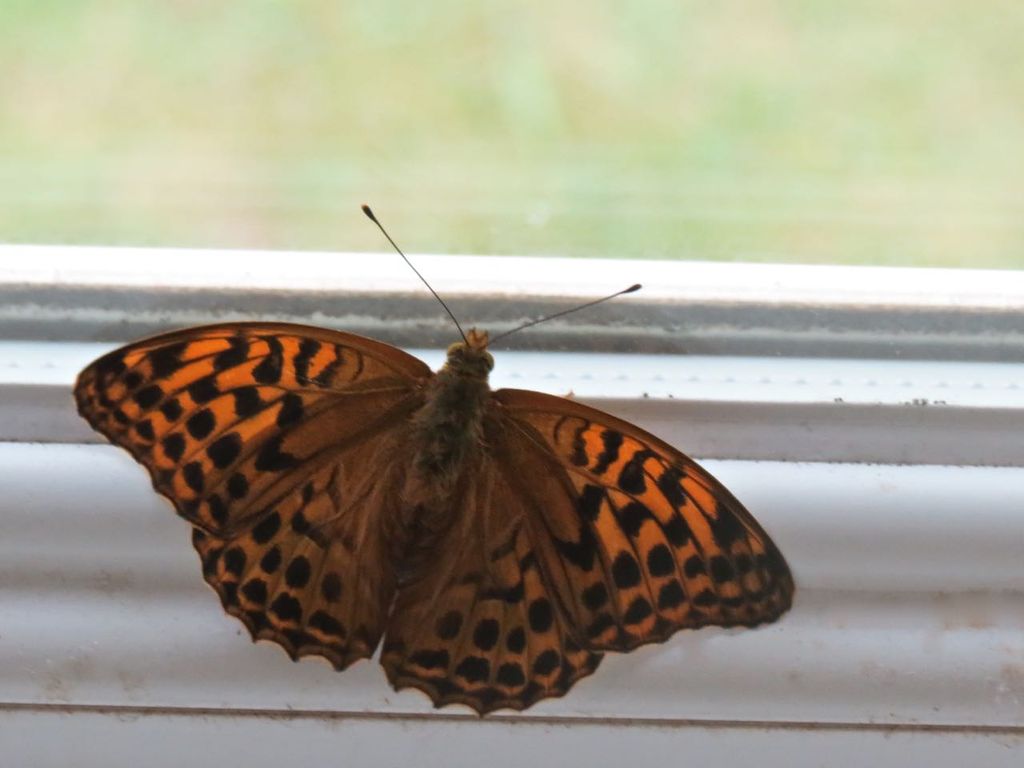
[1, 246, 1022, 766]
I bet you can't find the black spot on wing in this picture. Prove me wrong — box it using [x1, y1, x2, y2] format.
[214, 336, 250, 371]
[207, 432, 242, 469]
[133, 385, 163, 409]
[623, 596, 653, 624]
[293, 339, 320, 383]
[276, 393, 304, 428]
[646, 544, 675, 577]
[96, 352, 127, 378]
[455, 656, 490, 683]
[232, 386, 263, 418]
[617, 501, 654, 537]
[183, 462, 205, 493]
[309, 610, 344, 637]
[611, 552, 641, 589]
[285, 555, 312, 588]
[411, 649, 449, 671]
[592, 430, 623, 475]
[207, 494, 229, 525]
[255, 435, 298, 472]
[290, 510, 311, 534]
[253, 336, 284, 384]
[123, 371, 143, 389]
[587, 613, 615, 638]
[505, 627, 526, 653]
[663, 514, 692, 547]
[186, 409, 216, 440]
[473, 619, 500, 651]
[618, 450, 653, 494]
[270, 593, 302, 622]
[684, 555, 706, 578]
[569, 422, 588, 467]
[710, 555, 735, 583]
[188, 377, 219, 405]
[553, 524, 598, 571]
[710, 508, 746, 548]
[227, 472, 249, 499]
[223, 547, 246, 576]
[220, 581, 238, 607]
[532, 650, 560, 675]
[242, 578, 268, 604]
[135, 419, 154, 441]
[162, 433, 186, 462]
[657, 466, 687, 508]
[260, 546, 282, 573]
[251, 511, 281, 544]
[497, 662, 526, 687]
[581, 582, 608, 610]
[481, 580, 524, 603]
[694, 589, 717, 607]
[528, 598, 554, 633]
[657, 580, 686, 610]
[578, 484, 604, 522]
[149, 342, 188, 378]
[94, 387, 115, 410]
[160, 397, 183, 422]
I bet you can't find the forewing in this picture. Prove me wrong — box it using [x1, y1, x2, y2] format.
[494, 389, 794, 652]
[380, 456, 603, 714]
[75, 322, 432, 667]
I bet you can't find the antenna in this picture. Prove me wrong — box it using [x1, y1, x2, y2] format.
[361, 204, 468, 344]
[489, 283, 641, 344]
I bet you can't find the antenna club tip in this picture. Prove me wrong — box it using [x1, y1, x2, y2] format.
[361, 204, 377, 221]
[625, 283, 642, 293]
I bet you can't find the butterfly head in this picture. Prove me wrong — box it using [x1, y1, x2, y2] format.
[444, 328, 494, 379]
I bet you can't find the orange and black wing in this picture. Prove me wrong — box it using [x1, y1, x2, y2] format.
[492, 389, 794, 653]
[380, 453, 602, 714]
[75, 322, 432, 669]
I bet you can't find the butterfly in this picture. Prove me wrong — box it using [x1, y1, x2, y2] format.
[73, 213, 793, 714]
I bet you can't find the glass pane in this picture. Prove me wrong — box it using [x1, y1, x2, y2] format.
[1, 2, 1021, 267]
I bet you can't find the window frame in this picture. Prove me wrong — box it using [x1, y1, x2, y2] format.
[1, 244, 1022, 764]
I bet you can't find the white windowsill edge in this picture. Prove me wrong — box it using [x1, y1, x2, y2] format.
[3, 243, 1024, 309]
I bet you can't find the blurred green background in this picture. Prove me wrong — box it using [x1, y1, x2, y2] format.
[1, 1, 1021, 267]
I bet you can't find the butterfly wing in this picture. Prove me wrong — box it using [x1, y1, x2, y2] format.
[380, 452, 603, 714]
[75, 322, 432, 668]
[492, 389, 794, 653]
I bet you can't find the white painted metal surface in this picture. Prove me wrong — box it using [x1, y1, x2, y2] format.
[4, 709, 1020, 768]
[1, 444, 1022, 765]
[3, 243, 1023, 308]
[3, 245, 1022, 363]
[0, 446, 1021, 716]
